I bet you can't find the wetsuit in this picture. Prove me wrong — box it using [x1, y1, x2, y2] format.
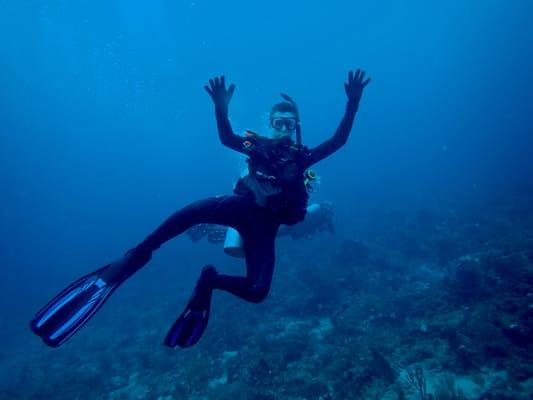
[134, 100, 359, 303]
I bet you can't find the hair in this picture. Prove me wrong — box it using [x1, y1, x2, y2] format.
[269, 102, 299, 121]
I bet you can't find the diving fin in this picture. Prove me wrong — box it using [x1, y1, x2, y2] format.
[164, 265, 217, 348]
[30, 248, 151, 347]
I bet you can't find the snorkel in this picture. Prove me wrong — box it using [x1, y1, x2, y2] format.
[280, 93, 302, 146]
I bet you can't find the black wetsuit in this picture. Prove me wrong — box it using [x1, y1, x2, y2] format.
[135, 100, 359, 303]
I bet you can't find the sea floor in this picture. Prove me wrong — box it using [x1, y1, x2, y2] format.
[2, 192, 532, 399]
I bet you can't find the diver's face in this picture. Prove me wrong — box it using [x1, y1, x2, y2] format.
[269, 111, 298, 139]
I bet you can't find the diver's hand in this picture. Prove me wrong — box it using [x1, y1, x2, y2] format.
[205, 76, 235, 114]
[344, 69, 371, 105]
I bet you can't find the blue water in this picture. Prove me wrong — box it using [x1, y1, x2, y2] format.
[1, 1, 532, 399]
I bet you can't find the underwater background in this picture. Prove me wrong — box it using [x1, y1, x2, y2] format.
[1, 0, 533, 399]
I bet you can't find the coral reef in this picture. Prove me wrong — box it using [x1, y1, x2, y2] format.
[2, 190, 533, 399]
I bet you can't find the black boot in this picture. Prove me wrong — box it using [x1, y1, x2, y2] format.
[101, 247, 152, 283]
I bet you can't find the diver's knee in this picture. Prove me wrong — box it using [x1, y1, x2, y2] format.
[247, 285, 270, 303]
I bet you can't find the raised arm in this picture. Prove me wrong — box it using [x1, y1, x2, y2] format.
[307, 70, 370, 166]
[205, 76, 246, 153]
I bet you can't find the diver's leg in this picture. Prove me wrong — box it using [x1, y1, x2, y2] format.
[164, 218, 279, 348]
[103, 195, 247, 280]
[30, 195, 247, 347]
[134, 195, 248, 254]
[212, 218, 279, 303]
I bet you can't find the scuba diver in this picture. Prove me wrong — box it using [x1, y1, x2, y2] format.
[30, 70, 370, 348]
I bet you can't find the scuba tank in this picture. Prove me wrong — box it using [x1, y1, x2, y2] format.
[223, 227, 245, 258]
